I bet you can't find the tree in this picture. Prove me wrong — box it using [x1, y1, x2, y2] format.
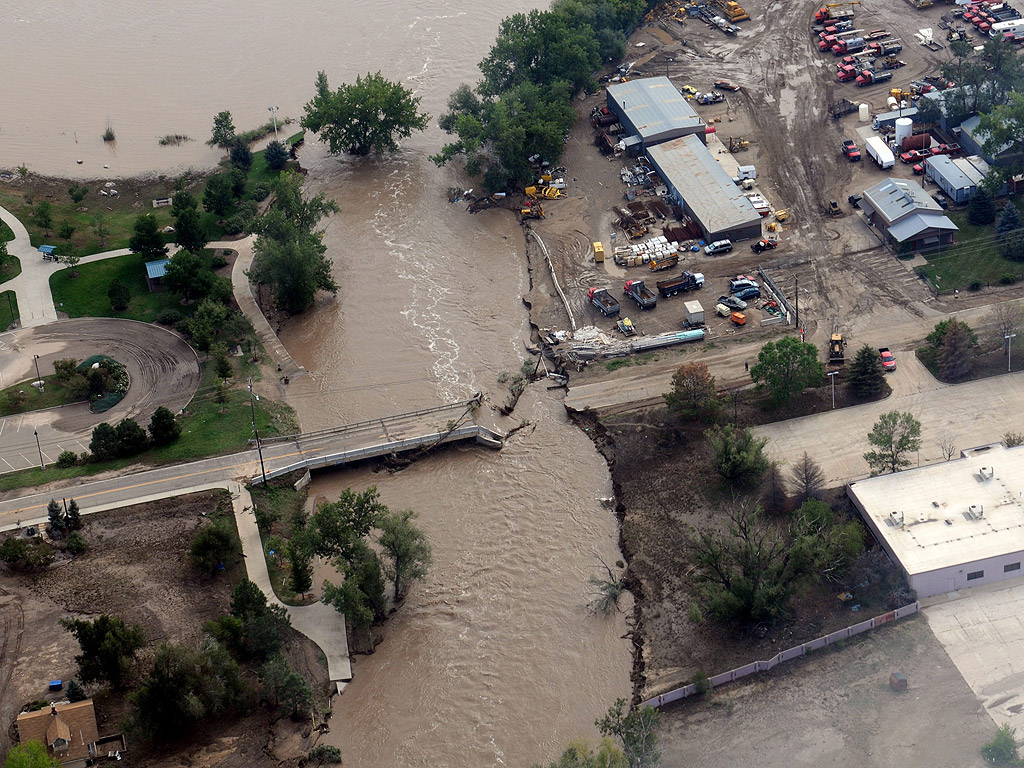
[789, 452, 825, 503]
[203, 173, 235, 216]
[847, 344, 885, 398]
[265, 139, 289, 171]
[189, 518, 239, 574]
[148, 406, 181, 446]
[937, 431, 957, 461]
[663, 362, 719, 422]
[58, 220, 76, 244]
[89, 422, 118, 461]
[60, 614, 145, 688]
[171, 189, 198, 217]
[47, 499, 66, 538]
[989, 302, 1024, 347]
[173, 206, 207, 255]
[981, 723, 1020, 766]
[259, 655, 313, 718]
[0, 538, 54, 571]
[66, 498, 82, 531]
[0, 239, 12, 275]
[229, 138, 253, 171]
[92, 213, 109, 246]
[750, 336, 823, 407]
[378, 508, 432, 602]
[321, 541, 387, 650]
[532, 739, 627, 768]
[969, 186, 996, 226]
[163, 250, 210, 302]
[864, 411, 922, 475]
[115, 418, 148, 456]
[182, 299, 229, 352]
[707, 424, 769, 487]
[213, 344, 233, 380]
[65, 679, 87, 703]
[107, 278, 130, 312]
[210, 110, 236, 148]
[250, 231, 336, 314]
[308, 744, 344, 766]
[53, 358, 77, 381]
[288, 540, 313, 595]
[998, 201, 1024, 236]
[302, 70, 430, 156]
[3, 741, 60, 768]
[938, 319, 975, 382]
[224, 579, 291, 661]
[128, 214, 166, 260]
[68, 183, 89, 205]
[595, 699, 660, 768]
[34, 201, 52, 232]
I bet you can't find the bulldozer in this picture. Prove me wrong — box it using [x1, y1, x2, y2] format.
[828, 328, 847, 365]
[714, 0, 750, 21]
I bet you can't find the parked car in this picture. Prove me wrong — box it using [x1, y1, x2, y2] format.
[933, 194, 949, 209]
[879, 347, 896, 371]
[750, 239, 778, 253]
[717, 295, 747, 310]
[705, 239, 733, 255]
[714, 79, 741, 91]
[848, 193, 863, 209]
[729, 278, 759, 293]
[734, 286, 761, 301]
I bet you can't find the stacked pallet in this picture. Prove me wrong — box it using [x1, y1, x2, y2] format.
[613, 235, 681, 267]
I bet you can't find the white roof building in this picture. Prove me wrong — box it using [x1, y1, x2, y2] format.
[847, 443, 1024, 597]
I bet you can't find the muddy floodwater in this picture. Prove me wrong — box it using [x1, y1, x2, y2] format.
[2, 1, 633, 766]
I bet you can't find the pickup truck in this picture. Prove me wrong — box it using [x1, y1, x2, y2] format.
[648, 254, 680, 272]
[879, 347, 896, 371]
[656, 270, 704, 297]
[624, 279, 657, 310]
[587, 287, 620, 317]
[842, 140, 861, 161]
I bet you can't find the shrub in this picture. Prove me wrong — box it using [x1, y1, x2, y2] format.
[0, 537, 54, 570]
[981, 723, 1020, 765]
[189, 519, 239, 574]
[108, 278, 131, 311]
[67, 531, 88, 555]
[969, 280, 983, 291]
[1000, 274, 1019, 285]
[249, 181, 272, 201]
[155, 308, 184, 326]
[56, 450, 78, 468]
[222, 214, 248, 235]
[54, 358, 78, 381]
[309, 744, 343, 765]
[210, 253, 228, 269]
[1004, 431, 1024, 448]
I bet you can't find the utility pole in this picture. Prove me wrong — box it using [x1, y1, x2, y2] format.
[1007, 333, 1017, 372]
[827, 370, 838, 409]
[33, 354, 42, 384]
[267, 106, 280, 140]
[794, 275, 799, 335]
[34, 429, 44, 469]
[248, 377, 267, 485]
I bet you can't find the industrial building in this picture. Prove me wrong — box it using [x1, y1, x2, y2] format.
[858, 178, 958, 250]
[646, 134, 763, 242]
[606, 77, 706, 152]
[924, 154, 993, 204]
[958, 114, 1024, 168]
[848, 444, 1024, 598]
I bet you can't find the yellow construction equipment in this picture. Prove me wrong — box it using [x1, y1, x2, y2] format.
[716, 0, 750, 21]
[520, 200, 544, 221]
[829, 332, 847, 364]
[774, 209, 790, 222]
[728, 137, 750, 153]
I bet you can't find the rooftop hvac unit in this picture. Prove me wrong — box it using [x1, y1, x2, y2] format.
[969, 504, 984, 519]
[980, 466, 995, 480]
[889, 510, 904, 526]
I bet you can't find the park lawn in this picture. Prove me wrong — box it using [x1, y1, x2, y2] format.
[0, 257, 21, 286]
[0, 374, 87, 416]
[0, 220, 13, 241]
[916, 204, 1024, 292]
[0, 292, 17, 330]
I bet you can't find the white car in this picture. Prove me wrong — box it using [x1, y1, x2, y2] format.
[705, 239, 733, 255]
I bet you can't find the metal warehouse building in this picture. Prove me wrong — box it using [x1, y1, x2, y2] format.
[606, 77, 706, 152]
[646, 134, 763, 242]
[924, 154, 991, 204]
[848, 444, 1024, 598]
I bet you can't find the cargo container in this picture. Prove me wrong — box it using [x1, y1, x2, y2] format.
[865, 136, 895, 168]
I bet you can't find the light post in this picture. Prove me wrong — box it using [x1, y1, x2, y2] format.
[827, 370, 839, 410]
[1007, 333, 1017, 372]
[33, 429, 44, 469]
[267, 106, 279, 140]
[248, 378, 268, 485]
[33, 354, 41, 383]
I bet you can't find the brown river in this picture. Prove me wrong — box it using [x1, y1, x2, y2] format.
[2, 1, 632, 765]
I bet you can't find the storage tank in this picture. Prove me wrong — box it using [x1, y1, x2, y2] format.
[887, 96, 899, 111]
[894, 117, 913, 149]
[858, 102, 870, 121]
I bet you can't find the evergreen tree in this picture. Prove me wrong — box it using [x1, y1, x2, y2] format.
[66, 678, 87, 702]
[265, 140, 289, 171]
[148, 406, 182, 446]
[938, 320, 975, 382]
[107, 278, 131, 312]
[847, 344, 886, 398]
[66, 498, 82, 531]
[968, 187, 996, 226]
[789, 452, 825, 503]
[998, 203, 1024, 261]
[230, 139, 253, 172]
[997, 202, 1024, 234]
[288, 541, 313, 595]
[47, 499, 67, 537]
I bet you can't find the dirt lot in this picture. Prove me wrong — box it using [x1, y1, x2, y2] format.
[0, 491, 328, 767]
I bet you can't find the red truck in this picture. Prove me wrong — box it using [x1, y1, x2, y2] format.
[879, 348, 896, 371]
[837, 64, 858, 81]
[842, 140, 861, 161]
[856, 70, 893, 87]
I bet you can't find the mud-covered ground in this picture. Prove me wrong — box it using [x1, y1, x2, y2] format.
[0, 491, 328, 768]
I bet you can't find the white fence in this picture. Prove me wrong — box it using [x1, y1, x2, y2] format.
[641, 602, 920, 708]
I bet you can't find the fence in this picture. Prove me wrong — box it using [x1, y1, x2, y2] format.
[640, 602, 920, 709]
[757, 266, 795, 325]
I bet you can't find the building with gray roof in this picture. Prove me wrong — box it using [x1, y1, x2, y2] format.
[924, 154, 993, 204]
[859, 178, 957, 251]
[606, 77, 706, 152]
[647, 134, 763, 242]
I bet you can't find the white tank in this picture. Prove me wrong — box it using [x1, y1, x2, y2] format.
[895, 117, 913, 149]
[858, 102, 870, 121]
[887, 96, 899, 111]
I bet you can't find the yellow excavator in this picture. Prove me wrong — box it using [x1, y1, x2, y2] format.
[828, 326, 847, 365]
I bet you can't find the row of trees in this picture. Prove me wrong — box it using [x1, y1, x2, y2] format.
[87, 406, 181, 462]
[434, 0, 653, 190]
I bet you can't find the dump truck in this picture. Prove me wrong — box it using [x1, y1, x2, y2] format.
[814, 4, 858, 24]
[587, 287, 620, 317]
[829, 98, 859, 119]
[842, 139, 861, 161]
[624, 279, 657, 310]
[648, 254, 680, 272]
[856, 69, 893, 87]
[656, 271, 705, 297]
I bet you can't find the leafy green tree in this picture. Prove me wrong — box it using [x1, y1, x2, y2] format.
[68, 183, 89, 205]
[66, 498, 82, 531]
[308, 744, 344, 766]
[981, 723, 1021, 765]
[173, 206, 207, 255]
[58, 220, 76, 245]
[707, 424, 769, 487]
[288, 539, 313, 595]
[251, 233, 334, 314]
[229, 138, 253, 171]
[189, 518, 239, 575]
[65, 679, 87, 703]
[0, 239, 12, 275]
[267, 168, 339, 232]
[302, 70, 430, 156]
[148, 406, 181, 446]
[225, 579, 291, 661]
[596, 698, 660, 768]
[664, 362, 719, 422]
[107, 278, 130, 312]
[938, 319, 975, 382]
[864, 411, 922, 475]
[115, 418, 148, 456]
[203, 173, 235, 216]
[0, 538, 54, 570]
[532, 739, 627, 768]
[378, 508, 432, 601]
[322, 541, 388, 650]
[60, 614, 145, 688]
[259, 655, 313, 718]
[307, 487, 387, 561]
[265, 139, 289, 170]
[969, 186, 996, 226]
[183, 298, 229, 352]
[163, 250, 211, 302]
[34, 201, 53, 232]
[210, 110, 236, 148]
[47, 498, 66, 537]
[847, 344, 885, 398]
[789, 452, 824, 503]
[3, 740, 59, 768]
[128, 214, 165, 259]
[750, 336, 823, 407]
[171, 189, 198, 217]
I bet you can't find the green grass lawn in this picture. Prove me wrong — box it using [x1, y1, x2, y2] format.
[0, 373, 86, 416]
[0, 220, 14, 242]
[0, 258, 21, 286]
[916, 205, 1024, 292]
[0, 291, 18, 330]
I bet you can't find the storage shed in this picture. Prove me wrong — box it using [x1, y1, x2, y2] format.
[606, 77, 706, 152]
[924, 154, 987, 204]
[646, 134, 763, 243]
[145, 258, 171, 292]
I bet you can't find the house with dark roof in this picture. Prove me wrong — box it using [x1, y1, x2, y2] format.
[858, 178, 958, 251]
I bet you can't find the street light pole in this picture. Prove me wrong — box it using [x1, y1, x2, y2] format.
[33, 430, 44, 469]
[267, 106, 279, 140]
[33, 354, 41, 383]
[827, 370, 838, 409]
[1007, 333, 1017, 372]
[248, 377, 268, 485]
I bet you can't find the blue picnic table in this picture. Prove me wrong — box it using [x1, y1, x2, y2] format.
[38, 245, 57, 261]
